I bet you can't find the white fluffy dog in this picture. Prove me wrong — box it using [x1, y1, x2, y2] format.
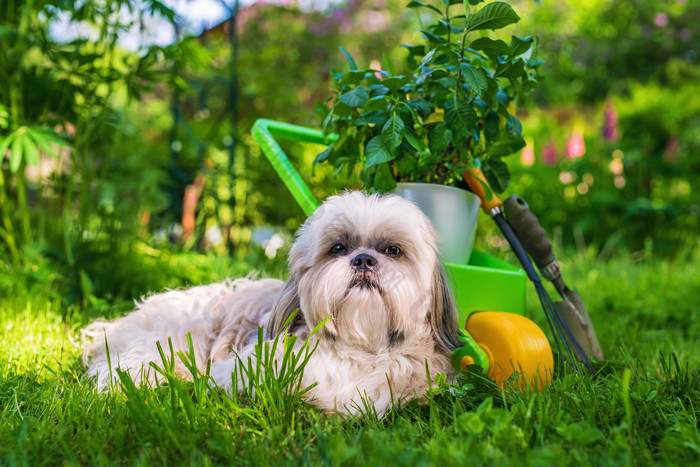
[82, 191, 462, 416]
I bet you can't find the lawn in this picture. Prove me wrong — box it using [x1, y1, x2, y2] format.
[1, 249, 699, 465]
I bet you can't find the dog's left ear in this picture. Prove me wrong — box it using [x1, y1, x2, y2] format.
[267, 272, 305, 339]
[428, 264, 462, 353]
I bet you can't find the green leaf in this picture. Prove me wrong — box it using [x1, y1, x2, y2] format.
[496, 90, 509, 107]
[365, 136, 394, 168]
[420, 29, 446, 45]
[0, 105, 9, 129]
[460, 63, 489, 96]
[372, 162, 397, 192]
[382, 76, 410, 93]
[360, 110, 389, 125]
[510, 35, 533, 56]
[339, 46, 358, 71]
[487, 134, 526, 157]
[315, 100, 331, 121]
[0, 26, 17, 42]
[438, 18, 465, 34]
[382, 114, 405, 151]
[401, 44, 425, 57]
[79, 269, 95, 299]
[416, 66, 434, 86]
[483, 76, 500, 108]
[340, 70, 367, 86]
[35, 128, 70, 149]
[331, 100, 354, 117]
[444, 97, 477, 139]
[527, 57, 545, 68]
[369, 84, 390, 96]
[339, 87, 369, 108]
[483, 111, 500, 142]
[505, 114, 523, 137]
[419, 48, 437, 68]
[467, 1, 520, 32]
[404, 128, 426, 152]
[458, 412, 486, 435]
[315, 144, 333, 165]
[321, 106, 335, 134]
[555, 422, 604, 445]
[9, 133, 24, 173]
[495, 58, 525, 79]
[363, 96, 390, 112]
[483, 158, 510, 193]
[382, 52, 398, 77]
[469, 37, 510, 59]
[27, 127, 67, 160]
[428, 124, 452, 155]
[0, 132, 16, 158]
[21, 131, 40, 167]
[408, 99, 433, 116]
[396, 154, 418, 174]
[407, 0, 444, 16]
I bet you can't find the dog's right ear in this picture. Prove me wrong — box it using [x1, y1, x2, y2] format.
[267, 273, 305, 339]
[428, 263, 462, 353]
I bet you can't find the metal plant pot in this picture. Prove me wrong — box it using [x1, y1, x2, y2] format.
[393, 182, 480, 265]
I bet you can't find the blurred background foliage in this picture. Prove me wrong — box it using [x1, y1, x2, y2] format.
[0, 0, 698, 305]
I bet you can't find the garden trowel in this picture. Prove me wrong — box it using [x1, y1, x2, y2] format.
[502, 195, 604, 361]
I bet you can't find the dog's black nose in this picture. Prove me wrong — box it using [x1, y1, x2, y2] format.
[352, 253, 377, 271]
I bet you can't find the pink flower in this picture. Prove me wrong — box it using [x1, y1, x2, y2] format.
[566, 129, 586, 159]
[520, 139, 535, 166]
[654, 13, 669, 28]
[542, 141, 558, 165]
[368, 60, 384, 80]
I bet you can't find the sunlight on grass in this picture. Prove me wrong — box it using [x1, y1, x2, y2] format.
[0, 300, 81, 377]
[1, 251, 699, 464]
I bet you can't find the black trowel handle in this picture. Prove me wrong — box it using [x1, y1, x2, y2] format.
[502, 195, 556, 272]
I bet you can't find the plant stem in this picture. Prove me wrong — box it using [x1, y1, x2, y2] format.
[0, 168, 20, 263]
[15, 160, 30, 246]
[454, 25, 472, 102]
[445, 4, 451, 45]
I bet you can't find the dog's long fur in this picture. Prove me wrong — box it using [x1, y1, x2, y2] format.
[82, 191, 461, 416]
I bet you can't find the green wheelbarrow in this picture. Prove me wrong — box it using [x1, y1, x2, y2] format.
[251, 118, 554, 389]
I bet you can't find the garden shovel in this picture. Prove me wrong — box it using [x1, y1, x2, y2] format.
[502, 195, 604, 361]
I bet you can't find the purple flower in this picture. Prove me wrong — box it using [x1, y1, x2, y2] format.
[602, 99, 619, 142]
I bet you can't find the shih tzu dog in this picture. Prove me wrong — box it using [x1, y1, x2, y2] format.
[82, 191, 462, 416]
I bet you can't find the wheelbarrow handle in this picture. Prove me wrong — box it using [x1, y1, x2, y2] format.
[251, 119, 337, 216]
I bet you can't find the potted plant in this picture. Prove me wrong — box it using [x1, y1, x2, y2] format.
[314, 0, 542, 263]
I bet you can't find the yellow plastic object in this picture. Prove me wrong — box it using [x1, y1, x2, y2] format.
[466, 311, 553, 391]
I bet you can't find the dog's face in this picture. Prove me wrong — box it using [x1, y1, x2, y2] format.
[269, 191, 460, 352]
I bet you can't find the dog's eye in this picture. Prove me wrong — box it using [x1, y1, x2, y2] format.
[329, 243, 347, 256]
[384, 246, 401, 257]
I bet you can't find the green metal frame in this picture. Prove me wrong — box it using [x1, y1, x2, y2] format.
[251, 118, 528, 372]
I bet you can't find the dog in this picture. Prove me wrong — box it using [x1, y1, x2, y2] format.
[82, 191, 462, 416]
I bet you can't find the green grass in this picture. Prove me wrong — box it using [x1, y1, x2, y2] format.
[1, 249, 699, 465]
